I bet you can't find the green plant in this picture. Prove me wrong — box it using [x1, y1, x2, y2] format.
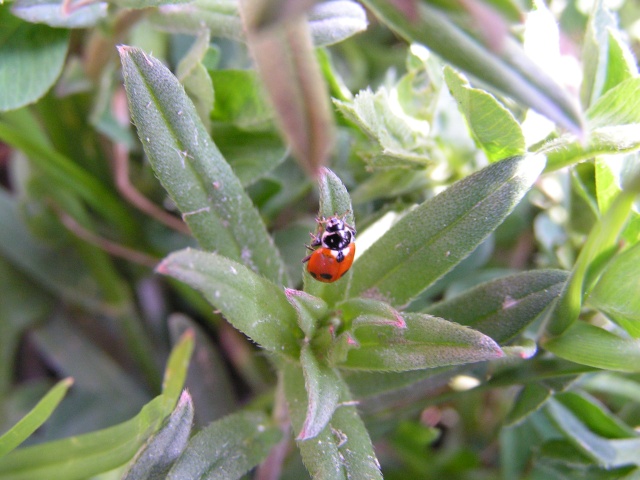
[1, 0, 640, 479]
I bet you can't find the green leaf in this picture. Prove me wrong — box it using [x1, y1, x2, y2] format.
[427, 270, 568, 343]
[285, 289, 329, 338]
[165, 411, 281, 480]
[11, 0, 106, 28]
[545, 177, 638, 336]
[588, 242, 640, 337]
[544, 322, 640, 372]
[587, 78, 640, 130]
[119, 46, 288, 285]
[444, 67, 525, 162]
[360, 0, 583, 134]
[307, 0, 368, 47]
[0, 337, 192, 479]
[240, 2, 335, 175]
[161, 330, 196, 412]
[341, 312, 503, 371]
[0, 378, 73, 458]
[157, 248, 303, 357]
[297, 345, 341, 440]
[545, 398, 640, 468]
[283, 362, 383, 480]
[504, 383, 552, 427]
[0, 7, 69, 111]
[122, 391, 194, 480]
[349, 154, 545, 306]
[176, 31, 214, 128]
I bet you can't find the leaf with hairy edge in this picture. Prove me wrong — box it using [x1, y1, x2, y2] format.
[165, 411, 281, 480]
[349, 155, 545, 307]
[360, 0, 583, 134]
[157, 248, 303, 357]
[283, 362, 383, 480]
[297, 345, 341, 440]
[427, 270, 568, 343]
[122, 391, 194, 480]
[444, 66, 525, 163]
[240, 1, 335, 176]
[0, 378, 73, 457]
[342, 313, 503, 371]
[118, 46, 288, 286]
[544, 322, 640, 372]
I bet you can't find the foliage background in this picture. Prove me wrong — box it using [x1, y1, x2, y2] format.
[1, 0, 640, 479]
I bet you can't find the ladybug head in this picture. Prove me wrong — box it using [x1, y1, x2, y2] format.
[324, 217, 345, 233]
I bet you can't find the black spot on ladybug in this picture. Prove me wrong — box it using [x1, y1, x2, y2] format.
[310, 272, 318, 279]
[320, 273, 333, 280]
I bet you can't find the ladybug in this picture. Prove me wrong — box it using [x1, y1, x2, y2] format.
[302, 215, 356, 283]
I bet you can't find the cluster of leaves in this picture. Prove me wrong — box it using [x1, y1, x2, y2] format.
[2, 0, 640, 479]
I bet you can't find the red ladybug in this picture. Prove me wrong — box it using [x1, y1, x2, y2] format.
[303, 215, 356, 283]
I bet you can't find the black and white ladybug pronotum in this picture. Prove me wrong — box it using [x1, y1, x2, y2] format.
[302, 215, 356, 283]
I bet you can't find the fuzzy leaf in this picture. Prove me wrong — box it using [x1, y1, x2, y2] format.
[157, 248, 303, 357]
[427, 270, 568, 343]
[165, 411, 281, 480]
[349, 155, 545, 306]
[297, 345, 341, 440]
[0, 8, 69, 111]
[307, 0, 368, 46]
[11, 0, 107, 28]
[283, 362, 382, 480]
[122, 391, 194, 480]
[360, 0, 583, 134]
[0, 378, 73, 457]
[444, 66, 525, 162]
[341, 312, 503, 371]
[119, 46, 288, 285]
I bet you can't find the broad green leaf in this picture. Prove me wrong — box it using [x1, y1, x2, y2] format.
[334, 87, 433, 168]
[283, 362, 383, 480]
[360, 0, 583, 134]
[297, 345, 341, 440]
[444, 67, 525, 162]
[122, 391, 194, 480]
[587, 78, 640, 130]
[600, 29, 638, 97]
[165, 411, 281, 480]
[504, 383, 552, 427]
[0, 338, 192, 479]
[240, 1, 335, 175]
[427, 270, 568, 343]
[545, 398, 640, 468]
[349, 154, 545, 306]
[119, 46, 288, 285]
[545, 177, 638, 336]
[341, 312, 503, 371]
[0, 8, 69, 111]
[157, 248, 303, 357]
[11, 0, 106, 28]
[0, 378, 73, 458]
[588, 242, 640, 337]
[544, 322, 640, 372]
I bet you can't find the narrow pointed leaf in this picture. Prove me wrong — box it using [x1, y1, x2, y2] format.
[240, 2, 335, 176]
[119, 46, 288, 285]
[342, 313, 503, 371]
[427, 270, 568, 343]
[0, 378, 73, 458]
[360, 0, 583, 134]
[157, 248, 302, 357]
[297, 345, 341, 440]
[123, 391, 194, 480]
[165, 411, 281, 480]
[283, 362, 382, 480]
[504, 383, 552, 427]
[544, 322, 640, 372]
[350, 155, 545, 306]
